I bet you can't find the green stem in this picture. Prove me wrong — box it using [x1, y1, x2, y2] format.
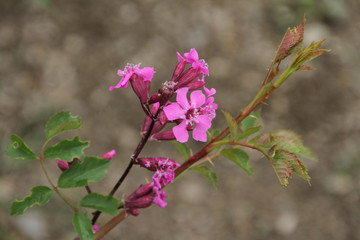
[39, 157, 78, 212]
[39, 140, 78, 212]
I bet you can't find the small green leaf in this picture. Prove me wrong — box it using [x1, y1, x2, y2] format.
[171, 140, 191, 159]
[241, 109, 261, 131]
[80, 193, 120, 216]
[6, 135, 38, 160]
[222, 110, 238, 139]
[44, 136, 89, 162]
[72, 213, 93, 240]
[10, 186, 53, 215]
[237, 125, 262, 140]
[220, 148, 253, 176]
[45, 111, 81, 141]
[192, 166, 218, 189]
[58, 156, 110, 188]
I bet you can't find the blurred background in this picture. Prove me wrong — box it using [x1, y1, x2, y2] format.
[1, 0, 360, 239]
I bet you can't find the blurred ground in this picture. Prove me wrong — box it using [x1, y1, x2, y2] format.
[1, 0, 360, 239]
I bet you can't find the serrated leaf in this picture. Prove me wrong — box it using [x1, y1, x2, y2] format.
[220, 148, 253, 176]
[192, 166, 218, 189]
[58, 156, 110, 188]
[222, 110, 238, 139]
[171, 140, 191, 159]
[291, 40, 329, 71]
[45, 111, 81, 141]
[80, 193, 120, 216]
[273, 149, 311, 186]
[10, 186, 52, 215]
[6, 135, 37, 160]
[44, 136, 89, 162]
[275, 17, 305, 63]
[241, 109, 261, 131]
[237, 125, 262, 140]
[72, 213, 93, 240]
[271, 157, 292, 186]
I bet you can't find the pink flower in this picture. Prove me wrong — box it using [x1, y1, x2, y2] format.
[109, 63, 154, 90]
[177, 48, 209, 77]
[163, 87, 217, 143]
[152, 158, 180, 188]
[101, 150, 116, 160]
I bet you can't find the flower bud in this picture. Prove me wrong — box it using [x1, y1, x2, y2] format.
[150, 130, 176, 141]
[101, 150, 116, 160]
[127, 208, 140, 216]
[148, 93, 162, 104]
[187, 80, 205, 90]
[175, 68, 201, 89]
[136, 157, 157, 171]
[126, 183, 154, 202]
[170, 59, 186, 82]
[56, 160, 69, 171]
[125, 195, 154, 209]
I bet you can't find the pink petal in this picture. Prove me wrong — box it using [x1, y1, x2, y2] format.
[193, 115, 212, 142]
[184, 48, 199, 63]
[176, 52, 184, 62]
[204, 86, 216, 97]
[190, 90, 206, 108]
[101, 150, 116, 160]
[176, 88, 190, 109]
[173, 121, 189, 143]
[136, 67, 155, 82]
[163, 103, 186, 121]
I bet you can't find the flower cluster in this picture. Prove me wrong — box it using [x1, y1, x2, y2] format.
[110, 48, 217, 213]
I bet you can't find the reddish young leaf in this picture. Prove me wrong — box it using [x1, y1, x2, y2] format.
[274, 17, 306, 63]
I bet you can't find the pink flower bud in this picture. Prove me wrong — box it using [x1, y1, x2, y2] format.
[56, 159, 69, 171]
[126, 183, 154, 202]
[127, 208, 140, 216]
[148, 93, 162, 104]
[150, 130, 176, 141]
[136, 158, 157, 171]
[170, 59, 186, 82]
[187, 80, 205, 90]
[175, 68, 201, 89]
[101, 150, 116, 160]
[125, 195, 154, 209]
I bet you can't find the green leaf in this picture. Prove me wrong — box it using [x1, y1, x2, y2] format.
[58, 156, 110, 188]
[44, 136, 89, 161]
[220, 148, 253, 176]
[192, 166, 218, 189]
[241, 109, 261, 131]
[45, 111, 81, 141]
[6, 135, 37, 160]
[222, 110, 238, 139]
[72, 213, 93, 240]
[237, 125, 262, 140]
[80, 193, 120, 216]
[10, 186, 53, 215]
[171, 140, 191, 159]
